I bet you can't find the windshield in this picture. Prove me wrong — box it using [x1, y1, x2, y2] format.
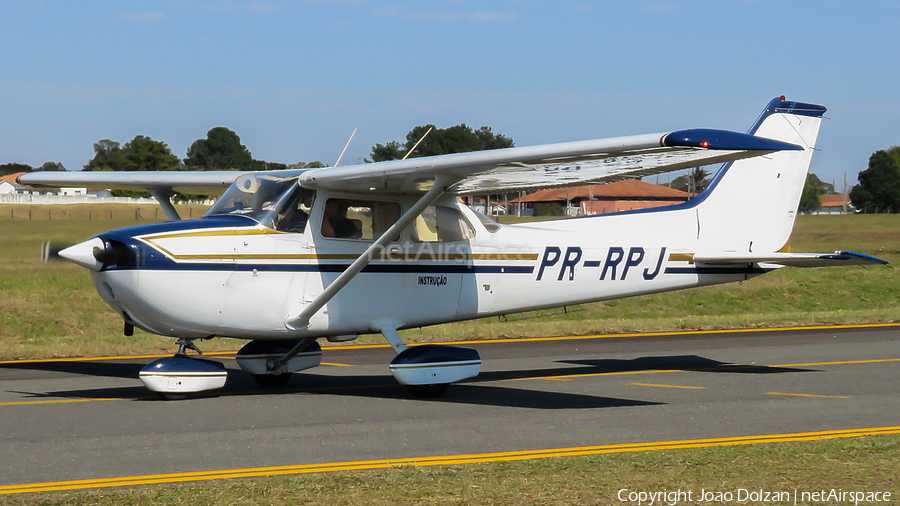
[206, 172, 306, 229]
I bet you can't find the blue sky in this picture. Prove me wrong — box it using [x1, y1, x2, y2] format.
[2, 0, 898, 189]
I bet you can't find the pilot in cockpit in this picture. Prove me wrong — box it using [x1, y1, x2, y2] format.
[278, 205, 309, 233]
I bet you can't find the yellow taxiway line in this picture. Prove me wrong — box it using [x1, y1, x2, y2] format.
[2, 425, 898, 495]
[629, 382, 705, 389]
[766, 392, 854, 399]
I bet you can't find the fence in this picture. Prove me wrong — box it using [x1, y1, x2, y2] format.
[0, 194, 214, 205]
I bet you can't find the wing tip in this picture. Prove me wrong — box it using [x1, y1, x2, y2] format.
[836, 251, 890, 265]
[662, 129, 803, 151]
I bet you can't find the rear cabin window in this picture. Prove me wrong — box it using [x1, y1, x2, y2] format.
[412, 206, 476, 243]
[472, 209, 502, 233]
[321, 198, 401, 241]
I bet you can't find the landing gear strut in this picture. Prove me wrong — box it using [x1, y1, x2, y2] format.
[175, 337, 202, 356]
[235, 339, 322, 387]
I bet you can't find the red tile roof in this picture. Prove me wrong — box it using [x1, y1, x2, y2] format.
[511, 179, 691, 203]
[819, 194, 848, 207]
[0, 172, 27, 184]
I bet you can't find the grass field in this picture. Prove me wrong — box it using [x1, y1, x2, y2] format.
[0, 205, 897, 359]
[2, 434, 897, 504]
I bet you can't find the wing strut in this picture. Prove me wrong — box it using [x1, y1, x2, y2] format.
[283, 175, 457, 332]
[148, 188, 181, 221]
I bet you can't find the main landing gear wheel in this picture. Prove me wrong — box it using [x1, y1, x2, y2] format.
[406, 383, 450, 398]
[236, 339, 322, 388]
[251, 373, 293, 387]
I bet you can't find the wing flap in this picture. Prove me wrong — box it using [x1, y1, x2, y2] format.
[694, 251, 888, 268]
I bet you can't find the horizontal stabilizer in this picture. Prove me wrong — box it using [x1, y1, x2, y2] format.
[694, 251, 888, 268]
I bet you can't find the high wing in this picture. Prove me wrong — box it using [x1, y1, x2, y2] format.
[17, 170, 250, 196]
[299, 129, 802, 194]
[17, 129, 800, 197]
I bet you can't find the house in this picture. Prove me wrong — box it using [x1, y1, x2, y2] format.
[510, 179, 692, 216]
[0, 179, 16, 195]
[0, 172, 25, 194]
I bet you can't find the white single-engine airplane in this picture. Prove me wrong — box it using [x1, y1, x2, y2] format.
[19, 97, 887, 398]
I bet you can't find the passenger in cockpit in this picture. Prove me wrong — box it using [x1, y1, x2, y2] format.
[322, 200, 362, 239]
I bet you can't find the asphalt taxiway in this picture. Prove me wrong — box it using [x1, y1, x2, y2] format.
[1, 324, 898, 491]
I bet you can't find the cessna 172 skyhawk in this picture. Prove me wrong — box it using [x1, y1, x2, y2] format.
[19, 97, 887, 398]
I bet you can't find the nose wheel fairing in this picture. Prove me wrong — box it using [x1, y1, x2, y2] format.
[389, 344, 482, 388]
[139, 355, 228, 398]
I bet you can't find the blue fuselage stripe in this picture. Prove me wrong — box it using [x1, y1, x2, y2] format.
[101, 262, 536, 275]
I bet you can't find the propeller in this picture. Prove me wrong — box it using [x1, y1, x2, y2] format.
[40, 240, 72, 262]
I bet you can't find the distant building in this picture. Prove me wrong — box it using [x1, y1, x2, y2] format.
[510, 179, 692, 216]
[0, 172, 24, 195]
[0, 179, 16, 195]
[817, 194, 851, 214]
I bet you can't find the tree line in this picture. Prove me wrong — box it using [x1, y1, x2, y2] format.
[82, 128, 289, 172]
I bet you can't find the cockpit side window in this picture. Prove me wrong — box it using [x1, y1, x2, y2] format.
[274, 187, 315, 233]
[412, 205, 476, 243]
[321, 198, 401, 241]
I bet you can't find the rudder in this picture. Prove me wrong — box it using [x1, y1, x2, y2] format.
[694, 97, 826, 254]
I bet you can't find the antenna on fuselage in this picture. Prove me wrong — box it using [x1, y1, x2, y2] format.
[403, 127, 432, 160]
[333, 128, 357, 168]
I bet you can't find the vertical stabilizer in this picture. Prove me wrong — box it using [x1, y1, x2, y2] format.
[694, 98, 826, 253]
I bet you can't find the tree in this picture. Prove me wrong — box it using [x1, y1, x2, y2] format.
[799, 173, 832, 213]
[84, 136, 179, 172]
[475, 126, 514, 150]
[669, 167, 711, 195]
[369, 124, 514, 162]
[38, 161, 66, 171]
[83, 140, 125, 171]
[184, 127, 254, 170]
[0, 163, 33, 176]
[370, 141, 405, 163]
[849, 147, 900, 213]
[121, 136, 180, 171]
